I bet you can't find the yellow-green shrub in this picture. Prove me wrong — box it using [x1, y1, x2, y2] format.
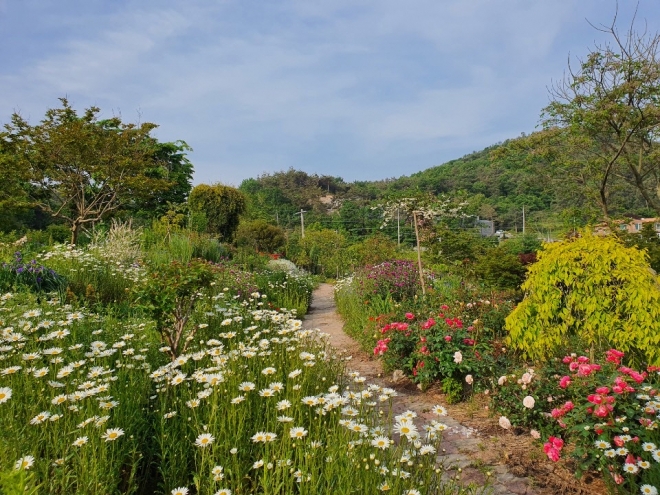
[505, 231, 660, 364]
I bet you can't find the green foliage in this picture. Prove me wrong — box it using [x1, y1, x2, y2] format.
[0, 98, 175, 244]
[285, 228, 348, 278]
[617, 222, 660, 274]
[133, 259, 219, 359]
[540, 20, 660, 217]
[473, 247, 527, 290]
[229, 247, 270, 272]
[0, 468, 41, 495]
[0, 251, 66, 295]
[430, 227, 492, 263]
[440, 377, 463, 405]
[254, 269, 315, 315]
[239, 169, 346, 227]
[135, 140, 194, 219]
[234, 219, 286, 253]
[505, 231, 660, 364]
[502, 233, 542, 255]
[188, 183, 246, 240]
[345, 233, 399, 267]
[43, 244, 143, 307]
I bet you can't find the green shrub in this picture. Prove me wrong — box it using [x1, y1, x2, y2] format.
[473, 246, 527, 290]
[133, 259, 219, 360]
[345, 233, 399, 268]
[188, 183, 246, 240]
[234, 220, 285, 253]
[506, 231, 660, 364]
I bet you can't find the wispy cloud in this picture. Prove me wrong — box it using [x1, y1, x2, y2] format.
[1, 0, 659, 185]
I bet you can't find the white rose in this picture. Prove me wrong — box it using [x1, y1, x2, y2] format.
[465, 374, 473, 385]
[498, 416, 511, 430]
[453, 351, 463, 364]
[522, 396, 535, 409]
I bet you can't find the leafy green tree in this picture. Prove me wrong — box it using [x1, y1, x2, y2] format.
[134, 259, 218, 360]
[542, 18, 660, 217]
[128, 140, 194, 219]
[187, 183, 246, 240]
[345, 233, 399, 268]
[502, 233, 543, 256]
[473, 246, 527, 290]
[234, 219, 286, 253]
[506, 231, 660, 364]
[285, 228, 348, 277]
[1, 98, 173, 244]
[616, 222, 660, 273]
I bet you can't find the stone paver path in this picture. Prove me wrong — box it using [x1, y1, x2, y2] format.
[302, 283, 542, 495]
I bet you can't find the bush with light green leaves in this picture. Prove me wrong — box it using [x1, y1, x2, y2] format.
[505, 231, 660, 365]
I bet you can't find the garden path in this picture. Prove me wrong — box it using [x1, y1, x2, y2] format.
[302, 283, 545, 495]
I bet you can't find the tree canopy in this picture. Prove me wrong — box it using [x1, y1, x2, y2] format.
[188, 183, 247, 240]
[542, 15, 660, 218]
[1, 98, 187, 243]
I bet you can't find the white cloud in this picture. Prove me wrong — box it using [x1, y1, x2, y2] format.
[1, 0, 659, 184]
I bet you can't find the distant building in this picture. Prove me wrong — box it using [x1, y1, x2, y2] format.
[595, 217, 660, 237]
[475, 217, 495, 237]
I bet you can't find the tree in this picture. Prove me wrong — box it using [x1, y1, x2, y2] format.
[377, 193, 470, 294]
[285, 228, 348, 277]
[1, 98, 173, 243]
[234, 219, 286, 253]
[128, 140, 194, 219]
[505, 231, 660, 365]
[542, 13, 660, 217]
[187, 183, 246, 240]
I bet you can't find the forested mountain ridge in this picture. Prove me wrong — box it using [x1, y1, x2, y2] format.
[238, 131, 654, 236]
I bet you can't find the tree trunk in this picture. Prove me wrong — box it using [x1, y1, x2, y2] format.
[71, 221, 81, 245]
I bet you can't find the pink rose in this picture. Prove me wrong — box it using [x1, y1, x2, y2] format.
[593, 404, 609, 418]
[577, 363, 593, 376]
[558, 376, 571, 389]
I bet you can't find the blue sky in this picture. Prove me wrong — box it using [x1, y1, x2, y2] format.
[2, 0, 659, 187]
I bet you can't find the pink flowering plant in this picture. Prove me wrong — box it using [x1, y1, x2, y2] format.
[545, 350, 660, 494]
[359, 260, 425, 302]
[491, 363, 571, 437]
[373, 306, 502, 401]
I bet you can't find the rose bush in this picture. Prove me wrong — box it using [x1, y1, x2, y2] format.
[544, 350, 660, 494]
[373, 307, 504, 401]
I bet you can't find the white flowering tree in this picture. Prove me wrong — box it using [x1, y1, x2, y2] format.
[376, 193, 470, 295]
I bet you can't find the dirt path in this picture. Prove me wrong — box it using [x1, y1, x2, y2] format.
[303, 283, 604, 495]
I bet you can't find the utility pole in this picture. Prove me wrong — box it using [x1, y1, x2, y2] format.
[412, 211, 426, 296]
[295, 209, 307, 238]
[397, 207, 401, 248]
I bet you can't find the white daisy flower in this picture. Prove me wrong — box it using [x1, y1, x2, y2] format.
[14, 455, 35, 470]
[101, 428, 124, 442]
[195, 433, 215, 448]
